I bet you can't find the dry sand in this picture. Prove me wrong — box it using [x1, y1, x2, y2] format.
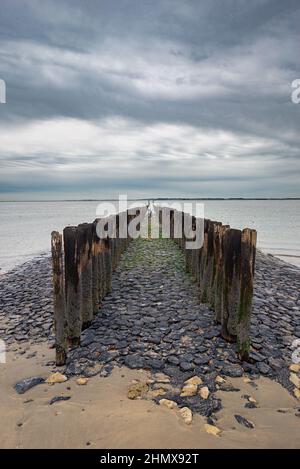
[0, 343, 299, 449]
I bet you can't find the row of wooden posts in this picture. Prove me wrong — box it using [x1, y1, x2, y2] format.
[166, 209, 257, 360]
[51, 210, 140, 366]
[51, 205, 257, 366]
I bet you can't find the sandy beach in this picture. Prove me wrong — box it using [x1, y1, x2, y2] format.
[1, 344, 300, 449]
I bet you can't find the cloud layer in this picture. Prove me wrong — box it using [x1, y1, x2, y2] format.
[0, 0, 299, 198]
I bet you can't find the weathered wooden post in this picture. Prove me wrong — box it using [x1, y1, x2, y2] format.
[190, 216, 201, 281]
[103, 238, 112, 294]
[51, 231, 68, 366]
[198, 219, 209, 294]
[97, 241, 104, 299]
[213, 224, 229, 323]
[64, 226, 82, 346]
[236, 228, 257, 360]
[221, 228, 242, 343]
[203, 220, 221, 307]
[169, 209, 174, 240]
[199, 219, 213, 302]
[113, 213, 120, 269]
[92, 220, 100, 315]
[78, 223, 93, 329]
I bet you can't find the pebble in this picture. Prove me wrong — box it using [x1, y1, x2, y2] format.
[76, 377, 88, 386]
[234, 414, 255, 429]
[159, 399, 178, 409]
[148, 388, 166, 398]
[180, 384, 198, 397]
[14, 376, 44, 394]
[179, 407, 193, 425]
[204, 423, 221, 436]
[127, 381, 148, 400]
[289, 364, 300, 373]
[199, 386, 210, 399]
[49, 396, 71, 405]
[185, 376, 203, 386]
[294, 388, 300, 399]
[215, 376, 226, 384]
[289, 373, 300, 389]
[46, 372, 68, 384]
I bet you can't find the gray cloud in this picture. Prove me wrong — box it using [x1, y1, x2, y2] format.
[0, 0, 299, 198]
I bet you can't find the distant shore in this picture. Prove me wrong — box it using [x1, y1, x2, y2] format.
[1, 197, 300, 203]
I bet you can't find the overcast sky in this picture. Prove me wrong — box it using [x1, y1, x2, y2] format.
[0, 0, 299, 199]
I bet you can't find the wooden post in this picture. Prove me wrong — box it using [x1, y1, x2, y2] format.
[51, 231, 67, 366]
[99, 244, 106, 299]
[221, 228, 242, 343]
[213, 224, 229, 323]
[64, 226, 82, 347]
[103, 238, 112, 294]
[198, 219, 209, 297]
[78, 223, 93, 329]
[92, 220, 100, 315]
[236, 228, 257, 360]
[199, 220, 215, 302]
[190, 216, 203, 283]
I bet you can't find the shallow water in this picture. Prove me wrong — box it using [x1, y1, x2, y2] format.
[0, 199, 299, 272]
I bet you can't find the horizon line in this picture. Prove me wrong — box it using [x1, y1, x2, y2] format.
[1, 197, 300, 202]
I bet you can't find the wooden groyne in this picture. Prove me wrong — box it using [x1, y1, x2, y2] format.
[51, 210, 141, 365]
[166, 208, 257, 360]
[51, 205, 256, 365]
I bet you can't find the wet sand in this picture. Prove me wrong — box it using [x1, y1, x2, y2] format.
[0, 343, 299, 449]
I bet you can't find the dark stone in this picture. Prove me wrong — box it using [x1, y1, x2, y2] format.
[49, 396, 71, 405]
[116, 340, 128, 349]
[180, 361, 195, 372]
[180, 354, 194, 362]
[203, 327, 220, 339]
[221, 364, 243, 378]
[100, 364, 114, 377]
[147, 337, 161, 345]
[242, 362, 258, 374]
[167, 355, 180, 365]
[219, 383, 240, 392]
[245, 402, 257, 409]
[197, 346, 208, 353]
[80, 332, 95, 347]
[124, 355, 145, 369]
[14, 376, 45, 394]
[234, 414, 255, 429]
[146, 359, 164, 370]
[257, 362, 271, 375]
[194, 355, 210, 365]
[268, 357, 285, 370]
[249, 351, 266, 362]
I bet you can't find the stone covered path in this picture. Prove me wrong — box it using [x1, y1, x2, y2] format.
[64, 237, 300, 416]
